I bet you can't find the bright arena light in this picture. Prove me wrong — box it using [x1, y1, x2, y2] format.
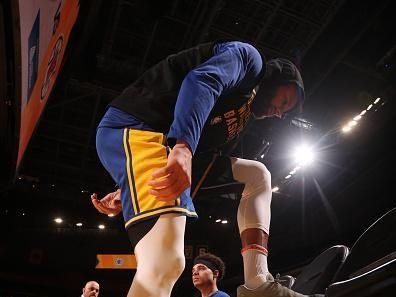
[108, 213, 115, 217]
[221, 220, 228, 224]
[348, 120, 358, 127]
[360, 110, 367, 116]
[367, 104, 373, 110]
[374, 97, 381, 104]
[215, 219, 221, 223]
[294, 145, 315, 166]
[272, 186, 279, 192]
[342, 126, 352, 133]
[54, 217, 63, 224]
[76, 222, 83, 227]
[353, 115, 362, 121]
[98, 224, 105, 229]
[285, 174, 292, 179]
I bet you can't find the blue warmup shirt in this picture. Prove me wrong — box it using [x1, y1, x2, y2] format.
[167, 41, 263, 152]
[210, 290, 231, 297]
[103, 41, 264, 152]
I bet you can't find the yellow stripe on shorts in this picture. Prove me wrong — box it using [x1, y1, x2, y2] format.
[123, 129, 139, 214]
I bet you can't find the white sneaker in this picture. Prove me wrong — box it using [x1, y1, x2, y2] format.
[237, 274, 324, 297]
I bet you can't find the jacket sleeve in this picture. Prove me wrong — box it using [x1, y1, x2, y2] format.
[167, 41, 263, 153]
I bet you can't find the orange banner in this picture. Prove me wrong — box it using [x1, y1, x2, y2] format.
[96, 254, 137, 269]
[17, 0, 79, 168]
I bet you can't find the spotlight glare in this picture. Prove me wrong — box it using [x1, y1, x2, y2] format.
[221, 220, 228, 224]
[54, 218, 63, 224]
[289, 169, 296, 175]
[272, 186, 279, 192]
[360, 110, 367, 116]
[294, 145, 315, 166]
[98, 224, 105, 229]
[285, 174, 292, 179]
[374, 97, 380, 104]
[367, 104, 373, 110]
[353, 115, 362, 121]
[348, 120, 357, 127]
[215, 219, 221, 223]
[342, 126, 352, 133]
[76, 222, 83, 227]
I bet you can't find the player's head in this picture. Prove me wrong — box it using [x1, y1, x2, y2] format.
[82, 281, 100, 297]
[192, 253, 226, 288]
[251, 58, 304, 119]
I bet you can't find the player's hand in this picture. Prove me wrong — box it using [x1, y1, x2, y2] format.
[91, 189, 122, 216]
[148, 141, 192, 201]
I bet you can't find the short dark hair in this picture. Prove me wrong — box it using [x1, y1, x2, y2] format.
[193, 253, 226, 281]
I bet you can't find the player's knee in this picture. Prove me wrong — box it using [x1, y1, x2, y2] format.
[242, 160, 271, 191]
[170, 251, 185, 278]
[155, 251, 185, 285]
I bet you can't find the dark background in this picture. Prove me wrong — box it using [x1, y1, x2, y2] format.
[1, 0, 395, 296]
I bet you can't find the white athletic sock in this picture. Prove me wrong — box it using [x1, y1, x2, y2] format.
[242, 248, 269, 289]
